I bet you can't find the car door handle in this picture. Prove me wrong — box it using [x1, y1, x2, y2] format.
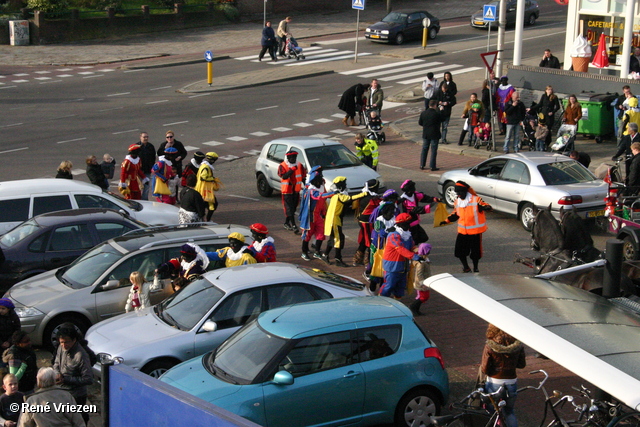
[343, 371, 362, 378]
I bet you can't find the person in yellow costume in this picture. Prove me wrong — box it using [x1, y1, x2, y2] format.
[206, 232, 257, 267]
[195, 152, 220, 222]
[320, 176, 373, 267]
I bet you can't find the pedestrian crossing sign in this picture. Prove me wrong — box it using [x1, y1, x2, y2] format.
[352, 0, 365, 10]
[483, 4, 496, 22]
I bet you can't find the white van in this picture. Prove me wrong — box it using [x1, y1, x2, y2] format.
[0, 179, 179, 234]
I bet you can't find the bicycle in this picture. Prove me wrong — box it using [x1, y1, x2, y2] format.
[430, 384, 510, 427]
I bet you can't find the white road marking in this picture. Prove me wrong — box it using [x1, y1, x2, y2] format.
[107, 92, 130, 97]
[299, 98, 320, 103]
[250, 131, 270, 137]
[382, 64, 463, 81]
[0, 86, 17, 90]
[359, 61, 445, 78]
[112, 129, 140, 135]
[13, 73, 28, 76]
[244, 150, 262, 155]
[83, 74, 104, 79]
[0, 123, 23, 128]
[150, 86, 172, 91]
[77, 71, 94, 75]
[57, 137, 87, 144]
[256, 105, 278, 110]
[39, 80, 63, 84]
[146, 100, 169, 104]
[340, 59, 425, 75]
[272, 127, 292, 132]
[294, 122, 314, 127]
[12, 80, 28, 83]
[0, 147, 28, 154]
[77, 66, 94, 69]
[71, 168, 85, 175]
[99, 107, 124, 112]
[315, 118, 333, 123]
[34, 71, 51, 74]
[219, 155, 239, 161]
[227, 136, 247, 141]
[379, 162, 401, 169]
[228, 194, 260, 201]
[163, 120, 188, 126]
[57, 74, 73, 77]
[124, 69, 146, 73]
[60, 98, 84, 103]
[212, 113, 235, 119]
[331, 129, 351, 134]
[188, 93, 211, 98]
[202, 141, 225, 146]
[309, 133, 331, 138]
[183, 145, 199, 151]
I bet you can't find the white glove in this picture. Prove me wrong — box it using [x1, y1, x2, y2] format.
[119, 182, 127, 188]
[142, 177, 150, 185]
[361, 182, 369, 193]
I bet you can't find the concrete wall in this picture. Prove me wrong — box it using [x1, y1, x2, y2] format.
[508, 65, 640, 96]
[107, 363, 261, 427]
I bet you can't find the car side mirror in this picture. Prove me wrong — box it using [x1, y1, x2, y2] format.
[273, 370, 294, 386]
[201, 320, 218, 333]
[407, 18, 413, 24]
[101, 280, 119, 291]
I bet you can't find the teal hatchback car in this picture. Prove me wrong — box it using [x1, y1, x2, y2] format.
[161, 296, 449, 427]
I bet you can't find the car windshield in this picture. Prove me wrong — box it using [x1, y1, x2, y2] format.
[537, 161, 597, 185]
[106, 191, 142, 212]
[305, 145, 363, 170]
[206, 319, 287, 384]
[157, 277, 224, 331]
[60, 243, 124, 289]
[0, 220, 40, 248]
[382, 12, 407, 22]
[299, 266, 365, 291]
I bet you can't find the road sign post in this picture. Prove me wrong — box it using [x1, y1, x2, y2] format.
[421, 17, 431, 49]
[352, 0, 365, 63]
[480, 50, 498, 152]
[205, 50, 213, 86]
[482, 4, 496, 54]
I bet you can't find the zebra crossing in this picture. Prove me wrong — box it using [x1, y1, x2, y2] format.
[339, 60, 483, 85]
[0, 66, 117, 86]
[235, 48, 482, 85]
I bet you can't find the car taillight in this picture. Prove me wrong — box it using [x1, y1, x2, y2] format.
[424, 347, 445, 369]
[558, 195, 583, 205]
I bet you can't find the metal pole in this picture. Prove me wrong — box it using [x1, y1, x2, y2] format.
[490, 78, 496, 151]
[495, 0, 507, 77]
[354, 10, 360, 63]
[263, 0, 266, 27]
[513, 0, 525, 66]
[487, 22, 491, 52]
[620, 0, 636, 78]
[101, 361, 114, 427]
[603, 239, 623, 298]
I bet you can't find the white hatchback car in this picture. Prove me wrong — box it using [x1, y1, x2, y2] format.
[255, 137, 383, 196]
[87, 263, 372, 378]
[0, 179, 179, 233]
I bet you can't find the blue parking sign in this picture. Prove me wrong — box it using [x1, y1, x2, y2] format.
[483, 4, 496, 22]
[352, 0, 365, 10]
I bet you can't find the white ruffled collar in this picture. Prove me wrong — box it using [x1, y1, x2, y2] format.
[252, 236, 273, 252]
[125, 155, 140, 164]
[227, 246, 249, 261]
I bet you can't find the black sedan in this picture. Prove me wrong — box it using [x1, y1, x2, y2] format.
[0, 208, 145, 291]
[470, 0, 539, 29]
[365, 10, 440, 45]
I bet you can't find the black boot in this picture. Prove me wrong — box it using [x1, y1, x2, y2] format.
[409, 299, 423, 316]
[458, 130, 468, 146]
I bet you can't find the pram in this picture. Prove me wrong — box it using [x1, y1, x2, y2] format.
[284, 36, 305, 60]
[473, 121, 493, 151]
[520, 110, 538, 151]
[550, 123, 577, 154]
[363, 107, 386, 144]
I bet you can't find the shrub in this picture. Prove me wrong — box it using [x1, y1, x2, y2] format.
[73, 0, 122, 10]
[216, 2, 237, 21]
[27, 0, 69, 11]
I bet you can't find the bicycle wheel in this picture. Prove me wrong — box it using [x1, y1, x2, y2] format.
[448, 412, 492, 427]
[608, 412, 640, 427]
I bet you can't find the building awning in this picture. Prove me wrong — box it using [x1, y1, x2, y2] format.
[425, 273, 640, 411]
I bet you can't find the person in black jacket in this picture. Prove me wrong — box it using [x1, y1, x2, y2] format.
[539, 49, 560, 68]
[612, 122, 640, 180]
[179, 174, 206, 223]
[3, 330, 38, 393]
[258, 21, 278, 62]
[338, 83, 370, 126]
[436, 83, 456, 144]
[86, 155, 109, 190]
[625, 142, 640, 196]
[157, 130, 188, 177]
[503, 92, 526, 154]
[418, 99, 444, 171]
[137, 132, 156, 200]
[531, 85, 561, 146]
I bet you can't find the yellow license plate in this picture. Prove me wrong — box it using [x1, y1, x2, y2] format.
[588, 210, 605, 218]
[474, 21, 484, 25]
[370, 35, 380, 38]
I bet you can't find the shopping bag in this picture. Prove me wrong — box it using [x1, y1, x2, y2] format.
[154, 178, 171, 196]
[370, 240, 384, 278]
[433, 203, 449, 227]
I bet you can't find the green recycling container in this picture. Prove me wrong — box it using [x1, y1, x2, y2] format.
[564, 93, 616, 137]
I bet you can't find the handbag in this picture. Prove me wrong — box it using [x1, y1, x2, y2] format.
[370, 238, 384, 278]
[433, 202, 449, 227]
[154, 178, 171, 196]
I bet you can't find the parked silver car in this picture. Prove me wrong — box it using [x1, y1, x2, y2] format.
[87, 263, 372, 378]
[437, 153, 607, 230]
[255, 137, 382, 196]
[4, 224, 252, 349]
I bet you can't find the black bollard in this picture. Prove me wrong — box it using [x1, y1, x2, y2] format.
[603, 239, 623, 298]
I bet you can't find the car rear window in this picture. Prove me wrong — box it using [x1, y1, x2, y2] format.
[0, 199, 30, 223]
[299, 267, 365, 291]
[33, 195, 72, 217]
[538, 161, 596, 185]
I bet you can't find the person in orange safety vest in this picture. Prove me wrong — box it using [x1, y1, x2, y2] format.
[277, 150, 307, 234]
[440, 180, 492, 273]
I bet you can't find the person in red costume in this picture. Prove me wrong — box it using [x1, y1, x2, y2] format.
[119, 144, 148, 200]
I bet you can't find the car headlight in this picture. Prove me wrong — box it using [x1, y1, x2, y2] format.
[381, 30, 389, 34]
[98, 353, 124, 365]
[365, 27, 371, 32]
[14, 306, 44, 318]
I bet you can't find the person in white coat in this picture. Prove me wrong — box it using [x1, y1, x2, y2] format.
[125, 271, 159, 312]
[422, 72, 438, 109]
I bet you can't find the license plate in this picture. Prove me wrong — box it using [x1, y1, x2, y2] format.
[474, 21, 484, 25]
[588, 210, 605, 218]
[370, 35, 380, 38]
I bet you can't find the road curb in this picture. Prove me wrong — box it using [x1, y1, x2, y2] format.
[178, 69, 335, 93]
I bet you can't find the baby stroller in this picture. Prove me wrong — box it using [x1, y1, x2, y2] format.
[473, 121, 493, 151]
[363, 108, 386, 144]
[284, 36, 305, 60]
[550, 124, 577, 154]
[520, 110, 538, 151]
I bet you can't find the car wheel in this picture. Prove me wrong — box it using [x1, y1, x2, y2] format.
[141, 359, 179, 378]
[527, 14, 536, 25]
[394, 32, 405, 45]
[520, 202, 536, 232]
[622, 236, 638, 261]
[395, 388, 440, 427]
[256, 173, 273, 197]
[43, 315, 90, 352]
[428, 27, 437, 40]
[443, 182, 457, 208]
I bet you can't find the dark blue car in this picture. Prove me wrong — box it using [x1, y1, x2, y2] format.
[365, 10, 440, 45]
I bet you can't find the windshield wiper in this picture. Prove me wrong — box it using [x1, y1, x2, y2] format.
[162, 310, 182, 330]
[212, 364, 238, 384]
